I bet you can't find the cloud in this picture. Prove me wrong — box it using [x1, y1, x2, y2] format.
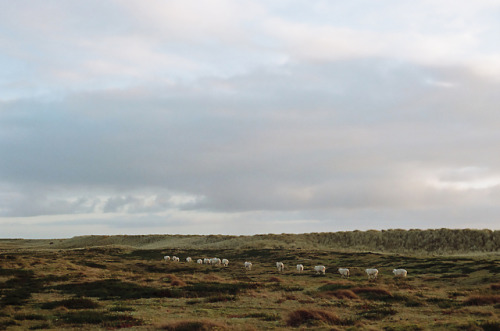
[1, 1, 500, 237]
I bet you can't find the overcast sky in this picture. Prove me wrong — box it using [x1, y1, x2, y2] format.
[1, 1, 500, 238]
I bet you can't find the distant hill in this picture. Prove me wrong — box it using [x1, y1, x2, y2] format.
[1, 229, 499, 255]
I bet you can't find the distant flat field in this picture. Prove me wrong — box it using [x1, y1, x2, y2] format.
[0, 242, 499, 330]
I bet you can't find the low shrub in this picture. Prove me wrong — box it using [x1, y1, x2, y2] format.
[268, 276, 283, 282]
[109, 305, 134, 312]
[13, 313, 48, 320]
[59, 311, 142, 328]
[183, 282, 258, 296]
[383, 324, 424, 331]
[41, 298, 100, 309]
[318, 282, 353, 291]
[54, 279, 181, 299]
[204, 294, 236, 303]
[351, 287, 393, 301]
[357, 305, 397, 320]
[28, 322, 51, 330]
[490, 283, 500, 290]
[286, 308, 341, 327]
[0, 320, 18, 330]
[245, 312, 281, 321]
[426, 297, 456, 308]
[463, 295, 500, 306]
[159, 319, 228, 330]
[481, 321, 500, 331]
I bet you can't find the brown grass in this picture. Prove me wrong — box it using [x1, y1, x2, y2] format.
[268, 276, 283, 283]
[171, 279, 187, 287]
[320, 290, 359, 300]
[463, 295, 500, 306]
[286, 308, 341, 327]
[165, 274, 187, 287]
[158, 319, 228, 330]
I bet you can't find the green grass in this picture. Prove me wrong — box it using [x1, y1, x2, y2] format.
[0, 237, 499, 330]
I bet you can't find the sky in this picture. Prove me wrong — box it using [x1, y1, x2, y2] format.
[1, 1, 500, 238]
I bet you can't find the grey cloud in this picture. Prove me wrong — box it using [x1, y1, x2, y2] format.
[1, 59, 500, 223]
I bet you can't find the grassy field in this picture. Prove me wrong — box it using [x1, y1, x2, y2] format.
[0, 239, 499, 330]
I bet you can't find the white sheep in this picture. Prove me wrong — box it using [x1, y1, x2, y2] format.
[163, 255, 170, 262]
[186, 257, 192, 263]
[244, 261, 252, 270]
[296, 264, 304, 273]
[314, 265, 326, 275]
[276, 262, 285, 272]
[393, 269, 407, 277]
[197, 259, 203, 264]
[338, 268, 350, 278]
[365, 268, 379, 280]
[222, 259, 229, 267]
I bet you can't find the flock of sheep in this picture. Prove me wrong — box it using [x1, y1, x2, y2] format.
[163, 255, 408, 279]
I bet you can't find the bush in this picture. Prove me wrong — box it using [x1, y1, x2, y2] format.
[357, 305, 397, 320]
[317, 282, 353, 291]
[286, 309, 341, 327]
[490, 283, 500, 290]
[54, 279, 180, 299]
[159, 319, 228, 330]
[59, 311, 142, 328]
[463, 295, 500, 306]
[351, 287, 393, 301]
[13, 313, 48, 320]
[41, 298, 100, 310]
[204, 294, 236, 303]
[245, 312, 281, 321]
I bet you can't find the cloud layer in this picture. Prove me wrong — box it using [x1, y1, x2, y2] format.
[1, 1, 500, 238]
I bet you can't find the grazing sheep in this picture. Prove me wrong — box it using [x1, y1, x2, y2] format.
[314, 265, 326, 275]
[211, 258, 221, 266]
[338, 268, 350, 278]
[276, 262, 285, 272]
[197, 259, 203, 264]
[365, 268, 379, 280]
[203, 258, 211, 265]
[296, 264, 304, 273]
[244, 261, 252, 270]
[172, 256, 180, 262]
[163, 255, 171, 262]
[222, 259, 229, 267]
[186, 257, 192, 263]
[393, 269, 407, 277]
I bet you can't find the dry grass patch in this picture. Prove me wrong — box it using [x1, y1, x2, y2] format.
[268, 276, 283, 283]
[319, 290, 359, 300]
[286, 308, 341, 327]
[164, 274, 187, 287]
